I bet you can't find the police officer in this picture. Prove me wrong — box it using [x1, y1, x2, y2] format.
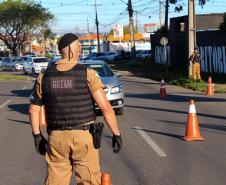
[29, 33, 122, 185]
[190, 46, 201, 81]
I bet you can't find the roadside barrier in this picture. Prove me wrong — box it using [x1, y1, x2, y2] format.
[206, 76, 214, 96]
[183, 100, 204, 141]
[160, 79, 167, 98]
[101, 173, 112, 185]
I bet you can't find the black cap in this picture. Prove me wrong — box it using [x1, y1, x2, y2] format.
[58, 33, 79, 51]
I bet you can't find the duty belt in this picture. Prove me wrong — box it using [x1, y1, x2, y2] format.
[47, 124, 91, 134]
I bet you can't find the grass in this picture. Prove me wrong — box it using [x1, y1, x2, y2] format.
[111, 59, 226, 93]
[0, 74, 29, 81]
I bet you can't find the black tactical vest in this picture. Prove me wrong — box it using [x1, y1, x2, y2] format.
[193, 53, 200, 63]
[42, 64, 96, 128]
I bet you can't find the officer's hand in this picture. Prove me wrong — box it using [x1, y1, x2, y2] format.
[112, 135, 122, 153]
[33, 133, 47, 155]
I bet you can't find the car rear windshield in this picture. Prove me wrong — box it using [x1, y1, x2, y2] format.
[3, 58, 11, 62]
[33, 58, 49, 63]
[14, 58, 23, 63]
[85, 63, 114, 77]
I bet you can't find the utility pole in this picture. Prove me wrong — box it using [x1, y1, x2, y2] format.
[94, 0, 100, 52]
[42, 25, 45, 56]
[159, 0, 163, 27]
[135, 11, 138, 33]
[40, 0, 45, 56]
[164, 0, 169, 30]
[128, 0, 136, 58]
[87, 17, 91, 54]
[188, 0, 196, 78]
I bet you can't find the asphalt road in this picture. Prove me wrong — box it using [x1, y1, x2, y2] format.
[0, 71, 226, 185]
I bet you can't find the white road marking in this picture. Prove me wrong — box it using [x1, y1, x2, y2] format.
[22, 86, 27, 90]
[134, 126, 167, 157]
[0, 99, 11, 109]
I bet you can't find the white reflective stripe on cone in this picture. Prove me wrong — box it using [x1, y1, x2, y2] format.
[189, 105, 196, 113]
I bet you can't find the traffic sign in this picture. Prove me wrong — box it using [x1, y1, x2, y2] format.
[160, 37, 168, 46]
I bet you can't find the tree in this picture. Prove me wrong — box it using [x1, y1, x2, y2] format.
[0, 0, 54, 56]
[44, 28, 53, 40]
[170, 0, 208, 12]
[164, 0, 209, 31]
[219, 13, 226, 31]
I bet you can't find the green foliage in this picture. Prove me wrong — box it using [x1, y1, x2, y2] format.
[170, 77, 206, 91]
[219, 13, 226, 31]
[45, 53, 53, 59]
[0, 0, 54, 55]
[0, 74, 28, 80]
[44, 28, 53, 40]
[169, 0, 208, 12]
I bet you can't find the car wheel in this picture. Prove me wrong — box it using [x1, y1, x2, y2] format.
[23, 68, 27, 75]
[115, 108, 124, 115]
[32, 68, 36, 75]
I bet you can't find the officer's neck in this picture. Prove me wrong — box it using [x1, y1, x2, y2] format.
[62, 57, 79, 63]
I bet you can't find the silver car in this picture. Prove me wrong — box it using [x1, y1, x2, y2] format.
[1, 57, 16, 71]
[80, 60, 124, 115]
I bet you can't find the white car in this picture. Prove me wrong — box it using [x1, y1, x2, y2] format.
[13, 58, 24, 71]
[23, 57, 49, 75]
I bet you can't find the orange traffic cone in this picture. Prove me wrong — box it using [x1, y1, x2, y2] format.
[160, 79, 167, 98]
[39, 105, 47, 128]
[101, 173, 112, 185]
[206, 76, 214, 96]
[183, 100, 204, 141]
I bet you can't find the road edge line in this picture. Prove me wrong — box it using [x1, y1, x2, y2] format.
[134, 126, 167, 157]
[0, 99, 11, 109]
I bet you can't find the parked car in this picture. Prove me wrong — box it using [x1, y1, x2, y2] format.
[1, 57, 16, 71]
[121, 51, 131, 60]
[13, 58, 24, 71]
[80, 60, 124, 115]
[88, 52, 106, 60]
[48, 55, 62, 68]
[23, 57, 49, 75]
[105, 52, 119, 61]
[0, 57, 4, 70]
[20, 56, 29, 63]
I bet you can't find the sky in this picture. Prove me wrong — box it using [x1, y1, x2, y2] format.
[36, 0, 226, 34]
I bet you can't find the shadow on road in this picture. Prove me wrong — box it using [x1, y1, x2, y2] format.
[8, 103, 29, 115]
[125, 93, 226, 103]
[11, 89, 31, 98]
[132, 127, 183, 140]
[121, 79, 158, 85]
[8, 119, 30, 124]
[102, 134, 112, 139]
[0, 89, 32, 98]
[159, 119, 226, 133]
[125, 104, 226, 121]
